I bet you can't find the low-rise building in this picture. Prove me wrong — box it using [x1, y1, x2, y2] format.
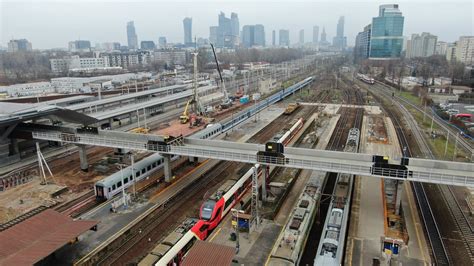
[0, 82, 55, 97]
[153, 50, 186, 65]
[7, 39, 32, 52]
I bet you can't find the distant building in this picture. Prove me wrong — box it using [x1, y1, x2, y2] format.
[140, 41, 156, 50]
[272, 30, 276, 46]
[209, 26, 218, 45]
[127, 21, 138, 50]
[158, 37, 167, 49]
[332, 16, 347, 50]
[279, 29, 290, 47]
[446, 43, 457, 62]
[242, 24, 265, 48]
[183, 17, 192, 46]
[313, 26, 319, 44]
[7, 39, 32, 52]
[455, 36, 474, 65]
[230, 12, 240, 46]
[369, 4, 404, 60]
[68, 40, 91, 52]
[216, 12, 234, 48]
[153, 50, 186, 65]
[320, 27, 327, 43]
[50, 55, 110, 73]
[0, 81, 54, 97]
[354, 24, 371, 61]
[299, 29, 304, 45]
[435, 41, 448, 56]
[102, 42, 121, 51]
[101, 51, 151, 68]
[406, 32, 437, 58]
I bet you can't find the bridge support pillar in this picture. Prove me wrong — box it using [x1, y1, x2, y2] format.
[163, 154, 172, 183]
[78, 144, 88, 172]
[395, 180, 403, 215]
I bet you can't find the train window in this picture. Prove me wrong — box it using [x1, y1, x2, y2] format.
[112, 184, 116, 190]
[225, 194, 235, 210]
[136, 171, 140, 177]
[141, 169, 146, 174]
[108, 188, 111, 192]
[124, 177, 128, 184]
[152, 162, 157, 168]
[129, 175, 133, 181]
[147, 165, 152, 171]
[117, 181, 122, 188]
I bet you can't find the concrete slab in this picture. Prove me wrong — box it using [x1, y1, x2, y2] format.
[299, 103, 382, 115]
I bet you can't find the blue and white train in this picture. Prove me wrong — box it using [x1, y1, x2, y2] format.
[94, 76, 314, 200]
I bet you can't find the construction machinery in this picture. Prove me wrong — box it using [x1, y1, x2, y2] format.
[235, 85, 244, 99]
[284, 103, 300, 115]
[210, 43, 233, 109]
[130, 127, 150, 134]
[180, 100, 191, 124]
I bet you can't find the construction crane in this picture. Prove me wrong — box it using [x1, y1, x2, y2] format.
[180, 99, 191, 124]
[210, 43, 232, 109]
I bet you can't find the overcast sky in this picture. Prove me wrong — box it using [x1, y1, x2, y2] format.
[1, 0, 472, 49]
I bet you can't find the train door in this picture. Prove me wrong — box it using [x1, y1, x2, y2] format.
[96, 185, 105, 199]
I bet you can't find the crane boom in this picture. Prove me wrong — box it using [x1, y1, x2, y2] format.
[210, 43, 231, 106]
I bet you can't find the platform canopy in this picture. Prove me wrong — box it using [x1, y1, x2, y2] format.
[182, 240, 236, 266]
[0, 209, 97, 266]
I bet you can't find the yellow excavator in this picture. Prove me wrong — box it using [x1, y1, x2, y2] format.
[180, 100, 192, 124]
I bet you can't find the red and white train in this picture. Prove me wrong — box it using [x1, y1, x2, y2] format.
[356, 73, 375, 84]
[140, 118, 305, 266]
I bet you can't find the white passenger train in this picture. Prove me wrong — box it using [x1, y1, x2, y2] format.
[315, 128, 360, 266]
[356, 73, 375, 84]
[94, 123, 224, 200]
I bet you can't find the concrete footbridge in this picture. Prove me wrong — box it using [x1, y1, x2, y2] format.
[32, 129, 474, 188]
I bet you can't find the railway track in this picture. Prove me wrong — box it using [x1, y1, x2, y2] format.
[354, 76, 452, 264]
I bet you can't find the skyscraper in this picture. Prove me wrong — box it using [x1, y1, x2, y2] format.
[158, 37, 167, 48]
[183, 17, 192, 46]
[231, 12, 240, 45]
[217, 12, 232, 48]
[369, 4, 404, 59]
[313, 26, 319, 44]
[279, 29, 290, 47]
[127, 21, 138, 50]
[332, 16, 347, 50]
[321, 27, 327, 43]
[209, 26, 218, 45]
[242, 24, 265, 47]
[299, 29, 304, 45]
[272, 30, 276, 46]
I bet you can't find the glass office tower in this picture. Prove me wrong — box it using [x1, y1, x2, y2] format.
[369, 4, 404, 59]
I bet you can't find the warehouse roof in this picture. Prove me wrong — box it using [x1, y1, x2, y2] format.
[0, 209, 97, 266]
[181, 241, 235, 266]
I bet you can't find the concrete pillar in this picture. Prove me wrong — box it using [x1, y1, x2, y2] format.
[78, 145, 88, 172]
[163, 154, 172, 183]
[10, 138, 19, 155]
[395, 180, 404, 215]
[129, 113, 133, 124]
[109, 118, 114, 129]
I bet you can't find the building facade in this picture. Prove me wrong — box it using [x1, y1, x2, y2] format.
[68, 40, 91, 52]
[354, 24, 371, 61]
[369, 4, 404, 60]
[101, 51, 151, 68]
[435, 41, 448, 56]
[141, 41, 156, 50]
[455, 36, 474, 65]
[217, 12, 232, 48]
[406, 32, 437, 58]
[183, 17, 192, 46]
[272, 30, 276, 46]
[279, 29, 290, 47]
[7, 39, 32, 52]
[127, 21, 138, 50]
[0, 82, 54, 97]
[299, 29, 304, 45]
[446, 43, 457, 62]
[209, 26, 218, 45]
[153, 50, 186, 65]
[230, 12, 240, 46]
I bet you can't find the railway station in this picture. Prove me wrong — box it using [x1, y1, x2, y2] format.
[1, 49, 473, 266]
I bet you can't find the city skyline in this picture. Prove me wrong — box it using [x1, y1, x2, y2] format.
[1, 1, 472, 49]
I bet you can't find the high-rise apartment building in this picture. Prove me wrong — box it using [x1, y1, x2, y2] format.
[354, 24, 371, 61]
[455, 36, 474, 65]
[369, 4, 404, 59]
[183, 17, 192, 46]
[332, 16, 347, 50]
[279, 29, 290, 47]
[7, 39, 32, 52]
[158, 37, 167, 48]
[406, 32, 437, 58]
[313, 26, 319, 44]
[127, 21, 138, 50]
[435, 41, 448, 56]
[299, 29, 304, 45]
